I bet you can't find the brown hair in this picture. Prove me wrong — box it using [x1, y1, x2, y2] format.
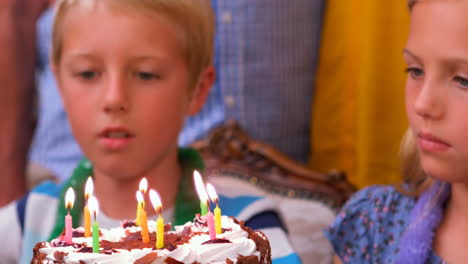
[408, 0, 418, 10]
[51, 0, 215, 89]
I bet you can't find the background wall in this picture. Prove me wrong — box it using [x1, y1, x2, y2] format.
[310, 0, 410, 188]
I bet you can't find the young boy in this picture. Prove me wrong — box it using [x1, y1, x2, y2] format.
[0, 0, 301, 263]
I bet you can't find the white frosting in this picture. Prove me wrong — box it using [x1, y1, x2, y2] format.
[36, 216, 264, 264]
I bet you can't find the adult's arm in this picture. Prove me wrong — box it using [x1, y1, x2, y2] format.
[0, 1, 50, 206]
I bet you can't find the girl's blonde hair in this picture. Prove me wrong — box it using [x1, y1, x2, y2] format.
[51, 0, 215, 89]
[400, 0, 434, 196]
[399, 128, 433, 196]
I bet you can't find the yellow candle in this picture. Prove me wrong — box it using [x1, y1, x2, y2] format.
[136, 191, 149, 242]
[140, 208, 150, 243]
[157, 215, 164, 249]
[214, 205, 222, 234]
[135, 203, 141, 226]
[84, 205, 91, 237]
[149, 189, 164, 249]
[136, 178, 148, 226]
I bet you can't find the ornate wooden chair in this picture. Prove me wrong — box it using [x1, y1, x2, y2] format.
[191, 121, 356, 263]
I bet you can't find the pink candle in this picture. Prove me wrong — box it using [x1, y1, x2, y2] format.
[207, 211, 216, 240]
[64, 188, 75, 244]
[65, 211, 73, 244]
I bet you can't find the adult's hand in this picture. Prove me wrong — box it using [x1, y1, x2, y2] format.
[0, 0, 53, 206]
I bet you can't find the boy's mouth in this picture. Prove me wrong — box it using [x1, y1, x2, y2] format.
[104, 131, 132, 138]
[99, 127, 134, 138]
[98, 127, 135, 150]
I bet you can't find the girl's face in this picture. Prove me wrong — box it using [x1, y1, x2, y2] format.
[54, 3, 213, 180]
[405, 0, 468, 182]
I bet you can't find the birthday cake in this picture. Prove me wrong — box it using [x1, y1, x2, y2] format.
[30, 215, 271, 264]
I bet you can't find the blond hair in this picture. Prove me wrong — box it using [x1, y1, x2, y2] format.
[51, 0, 215, 89]
[398, 128, 433, 196]
[400, 0, 435, 196]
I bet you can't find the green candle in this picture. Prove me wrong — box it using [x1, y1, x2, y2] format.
[200, 201, 208, 216]
[194, 170, 209, 216]
[92, 221, 100, 253]
[88, 196, 100, 253]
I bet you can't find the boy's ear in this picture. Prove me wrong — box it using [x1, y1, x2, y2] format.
[187, 66, 215, 115]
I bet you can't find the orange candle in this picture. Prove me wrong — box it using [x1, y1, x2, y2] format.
[84, 207, 91, 237]
[137, 191, 150, 243]
[84, 177, 93, 237]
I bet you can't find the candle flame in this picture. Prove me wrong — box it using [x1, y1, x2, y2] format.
[206, 183, 218, 203]
[194, 170, 208, 203]
[136, 191, 145, 205]
[139, 178, 148, 193]
[85, 177, 94, 199]
[88, 195, 99, 219]
[65, 187, 75, 210]
[149, 189, 162, 214]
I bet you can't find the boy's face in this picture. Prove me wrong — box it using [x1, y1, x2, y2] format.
[54, 4, 213, 179]
[405, 1, 468, 183]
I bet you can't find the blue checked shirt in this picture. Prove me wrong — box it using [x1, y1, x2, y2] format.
[30, 0, 324, 181]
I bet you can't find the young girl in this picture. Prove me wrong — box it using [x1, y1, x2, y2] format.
[327, 0, 468, 263]
[0, 0, 301, 263]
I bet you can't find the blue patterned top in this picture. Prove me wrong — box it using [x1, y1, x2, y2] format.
[325, 186, 446, 264]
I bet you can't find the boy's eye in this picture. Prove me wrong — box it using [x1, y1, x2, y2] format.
[405, 67, 424, 79]
[137, 72, 160, 81]
[454, 76, 468, 88]
[77, 71, 98, 80]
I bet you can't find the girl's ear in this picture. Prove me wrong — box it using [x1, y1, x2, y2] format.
[187, 66, 215, 115]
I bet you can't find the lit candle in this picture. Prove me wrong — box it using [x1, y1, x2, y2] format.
[137, 191, 150, 243]
[207, 210, 216, 240]
[88, 196, 100, 253]
[64, 187, 75, 244]
[194, 171, 208, 216]
[136, 178, 148, 226]
[149, 189, 164, 249]
[84, 177, 93, 238]
[207, 183, 222, 234]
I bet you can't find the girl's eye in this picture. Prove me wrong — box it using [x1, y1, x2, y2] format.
[137, 72, 160, 81]
[405, 67, 424, 79]
[454, 76, 468, 88]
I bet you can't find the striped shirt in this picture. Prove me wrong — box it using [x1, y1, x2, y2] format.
[30, 0, 324, 181]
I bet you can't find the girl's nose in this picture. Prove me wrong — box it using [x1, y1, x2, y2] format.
[413, 79, 444, 120]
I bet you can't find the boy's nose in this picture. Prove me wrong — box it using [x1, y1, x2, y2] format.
[414, 79, 444, 120]
[102, 77, 130, 114]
